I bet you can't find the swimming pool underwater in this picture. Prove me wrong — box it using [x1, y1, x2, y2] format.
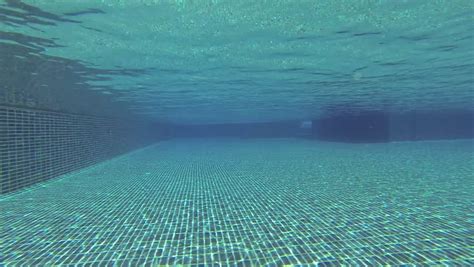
[2, 138, 473, 266]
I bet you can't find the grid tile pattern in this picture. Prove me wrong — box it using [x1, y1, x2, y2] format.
[1, 139, 473, 265]
[0, 105, 157, 194]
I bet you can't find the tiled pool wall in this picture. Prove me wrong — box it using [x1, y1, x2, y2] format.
[170, 121, 311, 138]
[168, 110, 474, 142]
[0, 105, 160, 195]
[312, 110, 474, 143]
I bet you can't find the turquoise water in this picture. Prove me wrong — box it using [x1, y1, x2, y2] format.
[2, 139, 473, 265]
[2, 0, 473, 123]
[1, 1, 474, 266]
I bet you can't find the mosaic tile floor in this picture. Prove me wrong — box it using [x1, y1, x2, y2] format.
[1, 139, 473, 266]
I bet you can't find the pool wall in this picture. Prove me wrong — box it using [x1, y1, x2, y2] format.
[312, 110, 474, 143]
[0, 105, 160, 195]
[0, 35, 165, 194]
[170, 121, 311, 139]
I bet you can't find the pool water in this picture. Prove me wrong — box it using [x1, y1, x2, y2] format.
[1, 1, 474, 265]
[2, 139, 473, 266]
[2, 0, 473, 123]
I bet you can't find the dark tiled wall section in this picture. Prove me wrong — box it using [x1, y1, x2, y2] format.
[312, 110, 474, 143]
[0, 106, 158, 194]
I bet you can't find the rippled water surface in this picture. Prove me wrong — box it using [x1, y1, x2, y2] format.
[1, 0, 473, 123]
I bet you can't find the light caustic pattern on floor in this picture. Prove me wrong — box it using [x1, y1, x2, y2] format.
[1, 139, 473, 266]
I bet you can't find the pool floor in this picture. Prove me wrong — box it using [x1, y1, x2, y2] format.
[1, 138, 473, 266]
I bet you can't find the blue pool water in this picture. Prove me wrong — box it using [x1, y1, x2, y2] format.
[1, 1, 473, 266]
[1, 0, 473, 122]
